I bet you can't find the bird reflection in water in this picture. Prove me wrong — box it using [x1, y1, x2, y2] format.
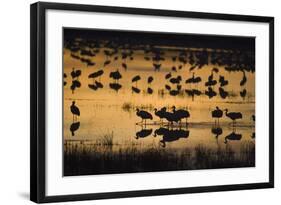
[109, 83, 122, 92]
[153, 127, 190, 148]
[135, 128, 153, 139]
[224, 131, 242, 144]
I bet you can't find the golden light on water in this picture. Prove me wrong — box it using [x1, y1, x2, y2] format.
[63, 30, 255, 175]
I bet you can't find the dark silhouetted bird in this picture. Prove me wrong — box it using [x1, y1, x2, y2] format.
[132, 86, 141, 94]
[219, 75, 228, 87]
[165, 72, 172, 79]
[136, 108, 153, 125]
[109, 70, 122, 83]
[88, 70, 104, 80]
[147, 87, 153, 94]
[169, 76, 182, 84]
[70, 101, 80, 122]
[172, 106, 190, 124]
[165, 84, 171, 91]
[240, 71, 247, 86]
[132, 75, 141, 86]
[212, 106, 223, 125]
[147, 76, 154, 84]
[219, 87, 228, 99]
[225, 109, 242, 126]
[205, 87, 217, 98]
[240, 89, 247, 100]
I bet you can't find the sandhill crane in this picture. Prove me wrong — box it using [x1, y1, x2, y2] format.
[132, 86, 141, 94]
[103, 60, 111, 67]
[154, 108, 166, 123]
[205, 87, 217, 98]
[70, 101, 80, 122]
[147, 87, 153, 94]
[109, 70, 122, 83]
[64, 73, 67, 86]
[147, 76, 154, 84]
[136, 108, 153, 125]
[252, 115, 255, 122]
[224, 109, 242, 127]
[172, 106, 190, 125]
[219, 75, 228, 87]
[165, 84, 171, 91]
[71, 68, 81, 79]
[212, 106, 223, 126]
[185, 89, 201, 101]
[132, 75, 141, 87]
[88, 83, 98, 91]
[153, 63, 161, 71]
[122, 63, 127, 70]
[240, 70, 247, 86]
[162, 109, 181, 126]
[88, 70, 104, 82]
[219, 87, 229, 99]
[170, 76, 182, 84]
[165, 72, 172, 79]
[240, 89, 247, 100]
[95, 81, 103, 88]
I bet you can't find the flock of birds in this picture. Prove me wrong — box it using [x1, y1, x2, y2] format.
[64, 66, 250, 100]
[134, 106, 255, 147]
[136, 106, 250, 127]
[69, 101, 255, 147]
[64, 37, 254, 100]
[136, 126, 252, 147]
[64, 38, 255, 146]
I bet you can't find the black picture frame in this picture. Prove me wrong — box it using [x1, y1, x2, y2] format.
[30, 2, 274, 203]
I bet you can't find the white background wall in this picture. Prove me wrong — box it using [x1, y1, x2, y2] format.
[0, 0, 279, 204]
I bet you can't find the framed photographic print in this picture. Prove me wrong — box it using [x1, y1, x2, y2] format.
[30, 2, 274, 203]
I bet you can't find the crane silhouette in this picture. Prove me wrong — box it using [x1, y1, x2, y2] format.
[240, 70, 247, 86]
[154, 108, 166, 124]
[132, 75, 141, 87]
[165, 72, 172, 79]
[169, 76, 182, 84]
[219, 87, 229, 99]
[224, 109, 242, 127]
[88, 70, 104, 82]
[136, 108, 153, 125]
[211, 106, 223, 126]
[219, 75, 228, 87]
[205, 87, 217, 98]
[147, 87, 153, 94]
[240, 89, 247, 100]
[70, 101, 80, 122]
[109, 70, 122, 83]
[172, 106, 190, 125]
[147, 76, 154, 84]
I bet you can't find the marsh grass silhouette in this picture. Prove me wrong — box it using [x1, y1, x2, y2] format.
[64, 137, 255, 176]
